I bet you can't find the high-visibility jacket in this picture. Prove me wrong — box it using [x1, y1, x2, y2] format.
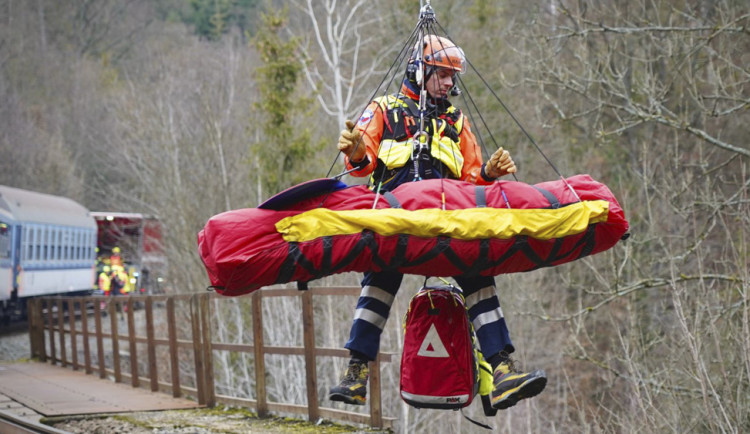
[110, 254, 123, 267]
[98, 272, 111, 295]
[344, 81, 492, 189]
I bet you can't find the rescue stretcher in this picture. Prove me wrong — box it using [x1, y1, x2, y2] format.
[198, 175, 629, 296]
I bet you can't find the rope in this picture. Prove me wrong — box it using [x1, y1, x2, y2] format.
[327, 3, 582, 204]
[435, 21, 581, 201]
[326, 19, 422, 180]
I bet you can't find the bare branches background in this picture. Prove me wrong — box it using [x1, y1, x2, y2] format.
[1, 0, 747, 432]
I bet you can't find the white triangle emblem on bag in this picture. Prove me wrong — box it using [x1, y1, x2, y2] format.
[417, 323, 449, 358]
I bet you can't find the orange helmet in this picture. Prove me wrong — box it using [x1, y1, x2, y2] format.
[420, 35, 466, 74]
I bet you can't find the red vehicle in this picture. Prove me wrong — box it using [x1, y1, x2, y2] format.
[90, 212, 166, 294]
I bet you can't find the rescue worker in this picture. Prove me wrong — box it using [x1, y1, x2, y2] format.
[98, 265, 112, 296]
[110, 246, 123, 268]
[330, 35, 547, 410]
[110, 264, 127, 296]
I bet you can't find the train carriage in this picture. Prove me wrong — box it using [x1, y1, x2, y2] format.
[0, 185, 97, 322]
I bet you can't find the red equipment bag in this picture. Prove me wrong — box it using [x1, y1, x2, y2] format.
[400, 284, 479, 409]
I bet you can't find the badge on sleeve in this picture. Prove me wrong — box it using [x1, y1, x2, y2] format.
[358, 109, 374, 127]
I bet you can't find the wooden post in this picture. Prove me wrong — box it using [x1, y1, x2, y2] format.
[46, 298, 56, 365]
[190, 294, 206, 405]
[95, 300, 105, 378]
[252, 291, 267, 416]
[56, 298, 66, 367]
[109, 299, 121, 383]
[68, 299, 78, 370]
[146, 297, 158, 392]
[200, 294, 215, 407]
[369, 357, 383, 428]
[167, 298, 181, 397]
[81, 298, 91, 374]
[27, 299, 43, 361]
[301, 291, 319, 422]
[127, 297, 139, 387]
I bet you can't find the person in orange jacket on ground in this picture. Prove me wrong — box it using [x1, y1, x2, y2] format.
[330, 35, 547, 410]
[110, 246, 123, 268]
[98, 265, 112, 296]
[110, 265, 128, 296]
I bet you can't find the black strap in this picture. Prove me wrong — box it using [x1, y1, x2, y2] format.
[383, 191, 402, 208]
[399, 236, 452, 267]
[274, 221, 599, 285]
[275, 242, 301, 284]
[387, 233, 411, 269]
[399, 95, 421, 119]
[460, 408, 492, 430]
[320, 236, 333, 274]
[532, 186, 561, 209]
[475, 186, 487, 208]
[463, 239, 491, 277]
[330, 233, 374, 273]
[440, 245, 471, 274]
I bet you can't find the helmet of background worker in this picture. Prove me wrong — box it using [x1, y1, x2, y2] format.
[103, 265, 111, 273]
[406, 35, 466, 87]
[112, 246, 121, 254]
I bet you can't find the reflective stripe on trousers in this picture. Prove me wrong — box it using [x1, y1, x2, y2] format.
[345, 271, 514, 361]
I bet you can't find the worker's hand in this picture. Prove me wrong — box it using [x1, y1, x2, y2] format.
[485, 147, 517, 178]
[337, 120, 366, 162]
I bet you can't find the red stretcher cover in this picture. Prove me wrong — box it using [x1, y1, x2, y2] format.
[198, 175, 629, 296]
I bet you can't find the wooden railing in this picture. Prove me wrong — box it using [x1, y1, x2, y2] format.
[27, 287, 395, 429]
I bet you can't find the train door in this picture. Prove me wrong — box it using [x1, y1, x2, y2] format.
[0, 220, 11, 299]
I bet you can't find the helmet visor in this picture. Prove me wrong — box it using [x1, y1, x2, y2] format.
[424, 45, 466, 74]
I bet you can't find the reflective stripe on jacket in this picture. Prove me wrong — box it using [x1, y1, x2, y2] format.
[345, 82, 489, 186]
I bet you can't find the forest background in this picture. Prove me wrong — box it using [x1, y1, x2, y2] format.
[1, 0, 748, 433]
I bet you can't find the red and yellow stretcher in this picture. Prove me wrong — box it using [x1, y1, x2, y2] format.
[198, 175, 629, 296]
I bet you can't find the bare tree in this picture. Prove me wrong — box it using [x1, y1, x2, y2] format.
[500, 1, 750, 432]
[288, 0, 403, 126]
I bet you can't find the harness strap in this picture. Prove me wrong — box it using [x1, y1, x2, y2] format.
[275, 213, 600, 284]
[532, 186, 560, 209]
[475, 186, 487, 208]
[388, 234, 411, 269]
[399, 95, 421, 120]
[463, 239, 491, 277]
[383, 191, 402, 208]
[275, 242, 318, 284]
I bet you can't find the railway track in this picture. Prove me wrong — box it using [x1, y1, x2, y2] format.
[0, 409, 70, 434]
[0, 318, 29, 336]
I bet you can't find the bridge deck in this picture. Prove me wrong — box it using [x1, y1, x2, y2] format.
[0, 362, 201, 417]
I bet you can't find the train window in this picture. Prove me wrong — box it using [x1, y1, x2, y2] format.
[60, 228, 67, 261]
[51, 227, 58, 261]
[42, 226, 49, 260]
[56, 229, 62, 261]
[45, 226, 52, 262]
[23, 225, 32, 262]
[22, 226, 29, 261]
[74, 229, 81, 261]
[79, 230, 85, 260]
[33, 225, 40, 262]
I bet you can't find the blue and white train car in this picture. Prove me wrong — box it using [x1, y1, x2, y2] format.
[0, 185, 97, 321]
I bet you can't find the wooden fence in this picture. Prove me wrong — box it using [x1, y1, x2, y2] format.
[26, 287, 395, 429]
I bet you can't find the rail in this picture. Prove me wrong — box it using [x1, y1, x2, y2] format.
[0, 409, 70, 434]
[26, 288, 394, 429]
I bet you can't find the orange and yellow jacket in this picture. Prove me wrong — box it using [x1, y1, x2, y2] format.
[343, 82, 494, 187]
